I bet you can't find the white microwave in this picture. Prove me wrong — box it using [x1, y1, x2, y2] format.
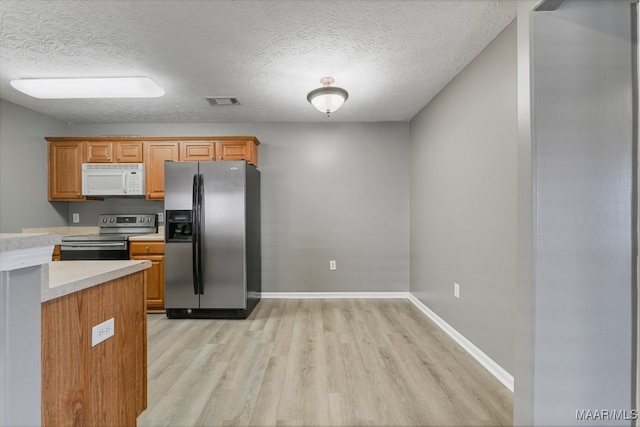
[82, 163, 145, 196]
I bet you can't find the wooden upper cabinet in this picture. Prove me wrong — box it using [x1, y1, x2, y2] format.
[179, 137, 259, 165]
[46, 136, 259, 202]
[47, 140, 85, 201]
[143, 142, 179, 200]
[115, 141, 143, 162]
[85, 140, 143, 163]
[84, 141, 112, 162]
[216, 139, 258, 165]
[179, 141, 216, 161]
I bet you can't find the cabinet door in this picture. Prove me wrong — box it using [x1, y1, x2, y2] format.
[143, 142, 179, 200]
[130, 255, 164, 311]
[179, 141, 216, 161]
[52, 245, 61, 261]
[215, 140, 258, 166]
[130, 242, 165, 311]
[48, 141, 85, 201]
[85, 141, 113, 162]
[115, 141, 143, 162]
[85, 141, 143, 163]
[145, 256, 165, 310]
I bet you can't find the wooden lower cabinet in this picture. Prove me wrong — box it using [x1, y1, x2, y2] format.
[51, 245, 61, 261]
[130, 241, 165, 311]
[41, 271, 147, 426]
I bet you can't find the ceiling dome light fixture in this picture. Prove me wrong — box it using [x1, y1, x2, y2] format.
[307, 77, 349, 117]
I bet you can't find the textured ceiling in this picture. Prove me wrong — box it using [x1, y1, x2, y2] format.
[0, 1, 516, 123]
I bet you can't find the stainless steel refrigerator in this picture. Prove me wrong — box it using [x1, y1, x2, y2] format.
[164, 160, 260, 319]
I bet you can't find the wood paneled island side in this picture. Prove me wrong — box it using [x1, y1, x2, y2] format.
[42, 260, 150, 426]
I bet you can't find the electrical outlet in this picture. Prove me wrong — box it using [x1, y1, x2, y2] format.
[92, 318, 115, 347]
[72, 213, 80, 223]
[329, 260, 337, 270]
[157, 212, 164, 223]
[454, 282, 460, 299]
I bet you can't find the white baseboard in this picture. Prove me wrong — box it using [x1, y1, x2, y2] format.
[406, 294, 515, 392]
[261, 291, 411, 299]
[259, 291, 514, 392]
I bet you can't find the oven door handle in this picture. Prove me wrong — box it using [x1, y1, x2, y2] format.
[61, 242, 127, 248]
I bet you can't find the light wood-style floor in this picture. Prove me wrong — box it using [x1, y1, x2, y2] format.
[138, 299, 512, 427]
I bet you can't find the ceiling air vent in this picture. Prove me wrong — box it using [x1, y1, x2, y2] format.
[204, 97, 240, 106]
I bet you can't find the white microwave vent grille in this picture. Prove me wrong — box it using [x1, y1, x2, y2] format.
[82, 163, 144, 171]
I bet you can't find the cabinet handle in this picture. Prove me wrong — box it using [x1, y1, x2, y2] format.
[116, 157, 120, 160]
[145, 246, 150, 252]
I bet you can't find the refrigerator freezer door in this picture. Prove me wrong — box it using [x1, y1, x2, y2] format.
[200, 161, 247, 309]
[164, 162, 197, 211]
[164, 161, 199, 309]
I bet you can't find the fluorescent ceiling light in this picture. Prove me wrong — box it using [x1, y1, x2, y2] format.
[10, 77, 165, 99]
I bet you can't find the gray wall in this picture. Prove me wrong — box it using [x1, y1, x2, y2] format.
[513, 1, 540, 426]
[0, 100, 68, 232]
[517, 1, 635, 425]
[409, 21, 517, 374]
[67, 122, 411, 293]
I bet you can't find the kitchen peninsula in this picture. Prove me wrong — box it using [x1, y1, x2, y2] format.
[0, 233, 150, 427]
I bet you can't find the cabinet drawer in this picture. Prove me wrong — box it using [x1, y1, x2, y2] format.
[130, 241, 164, 256]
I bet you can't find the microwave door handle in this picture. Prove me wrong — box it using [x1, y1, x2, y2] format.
[122, 172, 128, 194]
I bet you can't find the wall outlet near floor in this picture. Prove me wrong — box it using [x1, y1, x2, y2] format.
[329, 260, 337, 271]
[72, 213, 80, 223]
[454, 282, 460, 299]
[92, 317, 115, 347]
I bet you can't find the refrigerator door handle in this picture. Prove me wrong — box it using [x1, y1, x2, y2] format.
[197, 174, 205, 294]
[192, 173, 200, 295]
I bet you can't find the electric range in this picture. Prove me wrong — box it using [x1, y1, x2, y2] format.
[60, 214, 157, 260]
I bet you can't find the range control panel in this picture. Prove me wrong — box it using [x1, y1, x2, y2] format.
[98, 214, 157, 228]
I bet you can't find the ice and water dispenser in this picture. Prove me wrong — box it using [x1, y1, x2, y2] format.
[166, 210, 193, 242]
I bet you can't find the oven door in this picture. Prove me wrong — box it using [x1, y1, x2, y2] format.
[60, 241, 129, 260]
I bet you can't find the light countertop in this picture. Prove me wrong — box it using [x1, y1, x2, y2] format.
[129, 233, 164, 242]
[0, 233, 61, 252]
[0, 233, 60, 271]
[45, 260, 151, 302]
[20, 226, 165, 242]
